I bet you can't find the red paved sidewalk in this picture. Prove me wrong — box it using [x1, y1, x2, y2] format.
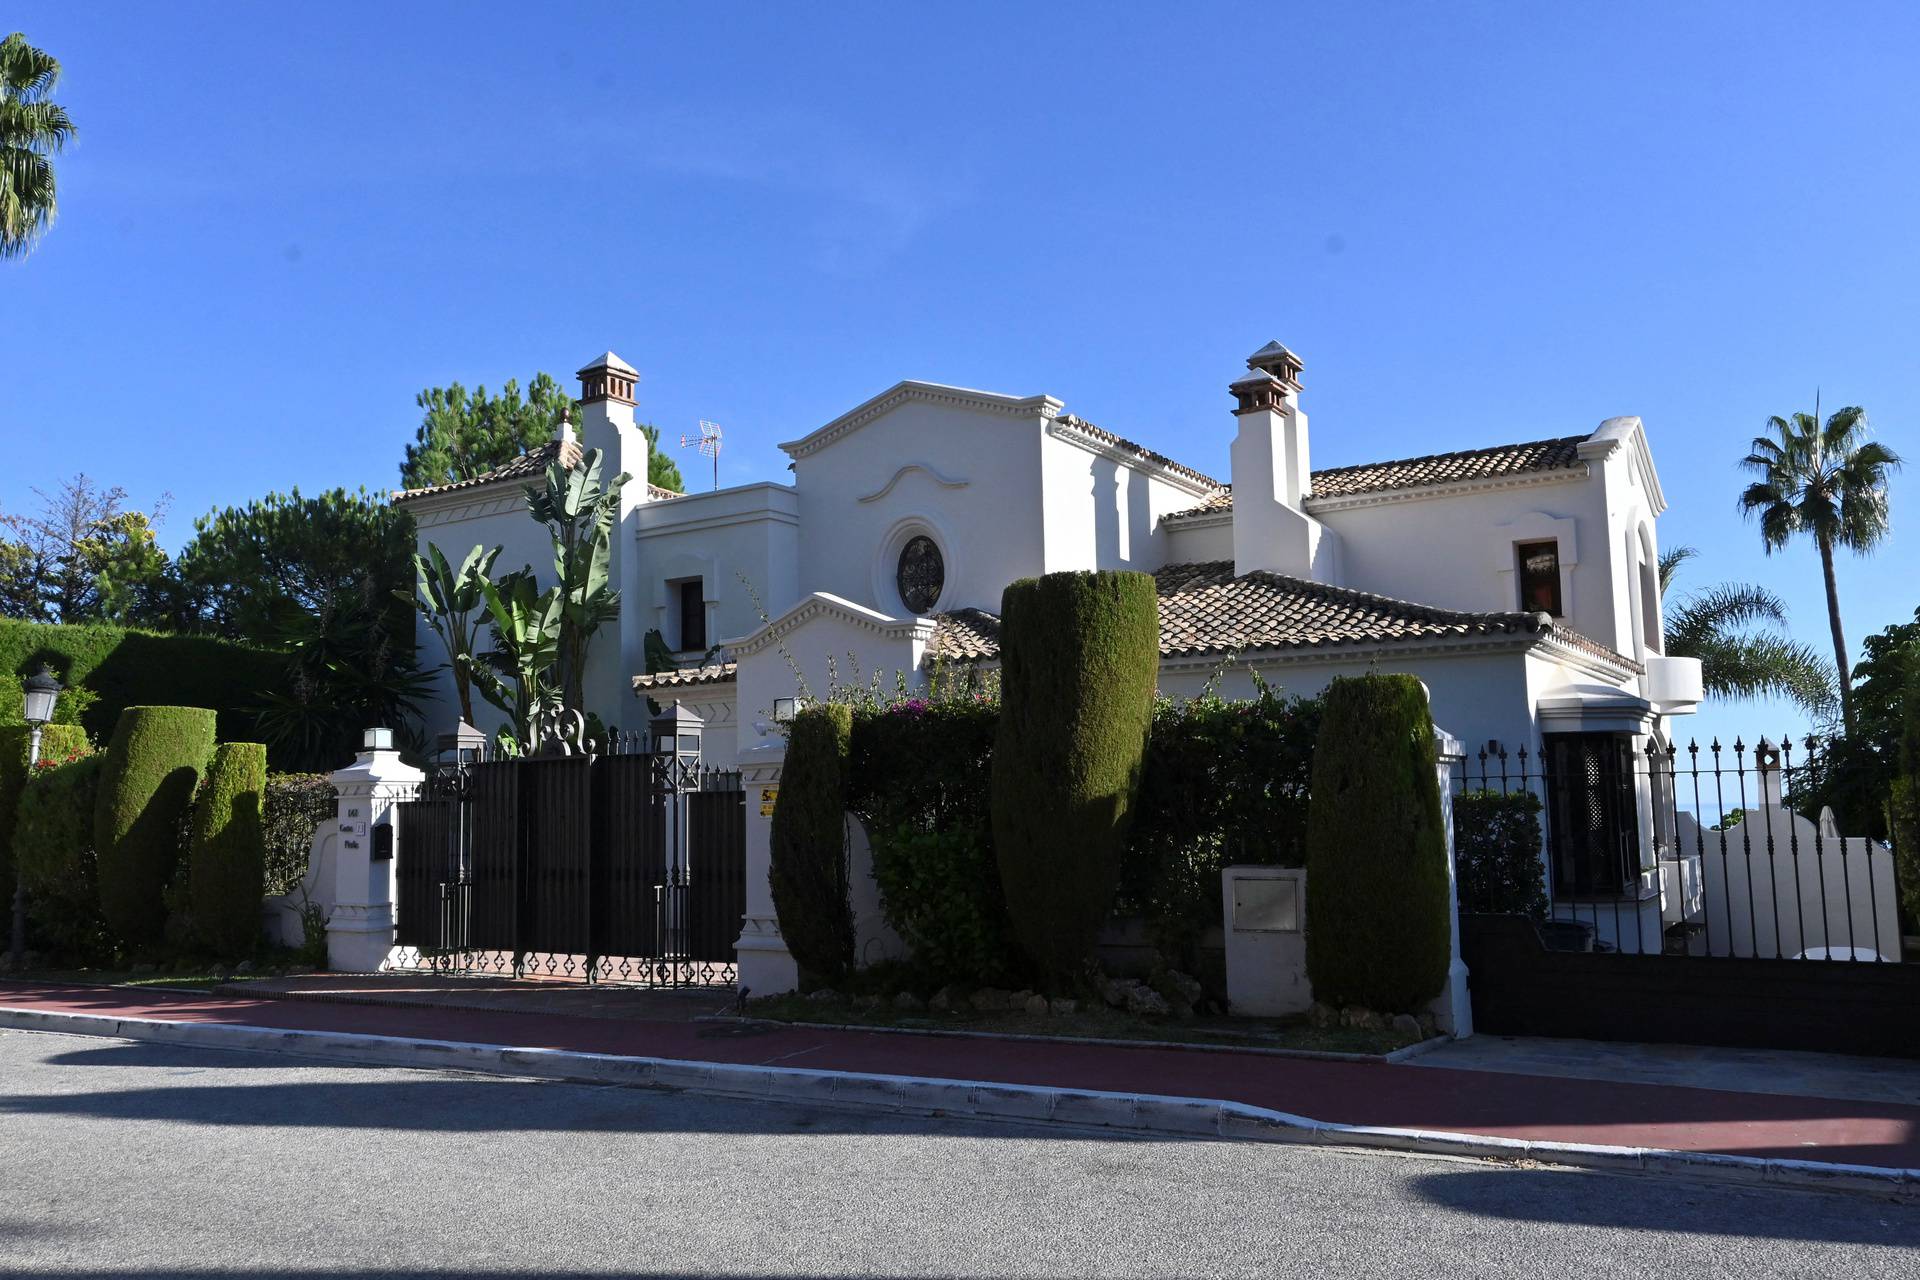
[3, 980, 1916, 1171]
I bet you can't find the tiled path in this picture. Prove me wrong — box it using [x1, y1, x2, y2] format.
[4, 979, 1916, 1170]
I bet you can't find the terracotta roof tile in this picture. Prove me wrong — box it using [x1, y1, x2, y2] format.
[394, 444, 686, 505]
[1052, 414, 1224, 490]
[1161, 434, 1590, 522]
[917, 562, 1635, 670]
[632, 662, 737, 691]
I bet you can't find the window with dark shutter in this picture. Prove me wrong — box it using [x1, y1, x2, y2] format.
[679, 580, 706, 651]
[1516, 540, 1562, 616]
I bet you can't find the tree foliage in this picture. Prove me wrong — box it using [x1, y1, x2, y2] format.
[1658, 546, 1836, 718]
[1453, 789, 1548, 918]
[1, 721, 88, 885]
[93, 705, 217, 949]
[1739, 404, 1902, 736]
[769, 703, 855, 984]
[0, 476, 171, 625]
[1, 31, 76, 260]
[1792, 607, 1920, 839]
[991, 570, 1158, 990]
[400, 374, 574, 491]
[1303, 673, 1451, 1013]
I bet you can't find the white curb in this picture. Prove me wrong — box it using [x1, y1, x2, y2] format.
[3, 1004, 1914, 1203]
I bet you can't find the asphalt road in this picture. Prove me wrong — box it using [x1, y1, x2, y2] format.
[1, 1028, 1916, 1279]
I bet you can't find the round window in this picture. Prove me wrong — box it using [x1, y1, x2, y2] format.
[895, 535, 945, 614]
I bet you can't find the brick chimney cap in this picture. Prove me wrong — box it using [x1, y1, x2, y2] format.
[1229, 367, 1281, 389]
[577, 350, 640, 378]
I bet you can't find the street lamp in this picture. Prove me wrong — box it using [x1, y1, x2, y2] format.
[435, 720, 487, 769]
[11, 665, 62, 968]
[651, 704, 704, 794]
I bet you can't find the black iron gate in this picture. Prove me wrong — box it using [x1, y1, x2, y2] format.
[392, 740, 746, 987]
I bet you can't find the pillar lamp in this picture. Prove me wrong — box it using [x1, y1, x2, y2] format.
[651, 704, 704, 794]
[12, 664, 62, 967]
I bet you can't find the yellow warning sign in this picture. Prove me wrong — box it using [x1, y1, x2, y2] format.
[759, 786, 779, 816]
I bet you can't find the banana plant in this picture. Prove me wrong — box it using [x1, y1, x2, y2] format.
[525, 447, 630, 715]
[473, 567, 564, 748]
[402, 541, 501, 725]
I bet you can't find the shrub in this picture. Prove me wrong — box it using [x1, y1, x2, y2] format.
[0, 619, 281, 754]
[1893, 663, 1920, 929]
[188, 742, 268, 958]
[992, 570, 1158, 988]
[1, 723, 90, 887]
[93, 706, 218, 948]
[1453, 789, 1548, 918]
[849, 695, 1011, 985]
[1121, 678, 1322, 965]
[1304, 673, 1452, 1013]
[769, 703, 855, 983]
[264, 773, 337, 896]
[13, 751, 109, 961]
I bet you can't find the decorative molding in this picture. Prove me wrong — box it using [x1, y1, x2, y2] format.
[406, 489, 529, 526]
[858, 463, 971, 503]
[727, 591, 936, 659]
[778, 381, 1063, 460]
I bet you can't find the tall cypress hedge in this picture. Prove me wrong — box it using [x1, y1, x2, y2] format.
[189, 742, 268, 958]
[1303, 673, 1452, 1012]
[94, 706, 218, 948]
[1, 723, 90, 887]
[992, 570, 1158, 988]
[769, 703, 855, 984]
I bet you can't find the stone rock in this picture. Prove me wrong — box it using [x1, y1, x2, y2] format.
[970, 987, 1013, 1012]
[1160, 970, 1204, 1006]
[1009, 989, 1035, 1008]
[1023, 993, 1050, 1017]
[211, 965, 233, 980]
[1049, 998, 1078, 1016]
[928, 988, 954, 1014]
[1418, 1013, 1439, 1039]
[1389, 1013, 1422, 1039]
[235, 960, 256, 975]
[1124, 985, 1171, 1017]
[806, 988, 841, 1004]
[1308, 1002, 1338, 1029]
[1339, 1005, 1383, 1031]
[893, 991, 927, 1013]
[852, 994, 883, 1011]
[1099, 978, 1128, 1009]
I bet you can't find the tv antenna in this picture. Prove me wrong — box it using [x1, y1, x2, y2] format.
[680, 419, 723, 491]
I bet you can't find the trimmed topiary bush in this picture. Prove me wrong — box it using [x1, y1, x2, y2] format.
[769, 703, 855, 984]
[1, 723, 90, 888]
[1453, 789, 1548, 918]
[93, 706, 218, 948]
[13, 752, 109, 961]
[992, 569, 1158, 989]
[849, 692, 1011, 985]
[1304, 673, 1452, 1013]
[189, 742, 268, 958]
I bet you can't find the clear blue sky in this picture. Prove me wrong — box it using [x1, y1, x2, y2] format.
[5, 2, 1917, 753]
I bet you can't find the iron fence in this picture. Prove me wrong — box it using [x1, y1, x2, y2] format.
[389, 732, 746, 986]
[1453, 733, 1906, 963]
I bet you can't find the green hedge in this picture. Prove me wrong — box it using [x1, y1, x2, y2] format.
[1895, 664, 1920, 929]
[849, 697, 1011, 985]
[992, 570, 1158, 988]
[1453, 790, 1548, 918]
[769, 703, 855, 984]
[94, 706, 219, 948]
[0, 619, 281, 755]
[13, 752, 109, 961]
[264, 773, 337, 897]
[1121, 681, 1321, 966]
[189, 742, 268, 958]
[1303, 674, 1452, 1013]
[2, 723, 91, 887]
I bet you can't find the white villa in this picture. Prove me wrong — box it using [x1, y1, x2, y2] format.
[392, 342, 1707, 993]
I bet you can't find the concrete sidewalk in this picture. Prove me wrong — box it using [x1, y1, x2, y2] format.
[2, 979, 1916, 1195]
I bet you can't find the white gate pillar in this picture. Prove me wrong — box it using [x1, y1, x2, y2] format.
[1431, 727, 1474, 1038]
[734, 738, 798, 996]
[326, 729, 424, 972]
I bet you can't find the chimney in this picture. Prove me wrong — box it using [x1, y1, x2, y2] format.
[1228, 340, 1337, 581]
[573, 349, 651, 708]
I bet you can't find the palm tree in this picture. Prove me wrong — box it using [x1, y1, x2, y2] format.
[1738, 403, 1901, 738]
[1658, 546, 1836, 719]
[1, 32, 76, 260]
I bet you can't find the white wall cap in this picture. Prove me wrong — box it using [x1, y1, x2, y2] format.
[725, 589, 937, 657]
[328, 749, 425, 788]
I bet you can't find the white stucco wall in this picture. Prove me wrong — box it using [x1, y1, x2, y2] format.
[637, 482, 800, 660]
